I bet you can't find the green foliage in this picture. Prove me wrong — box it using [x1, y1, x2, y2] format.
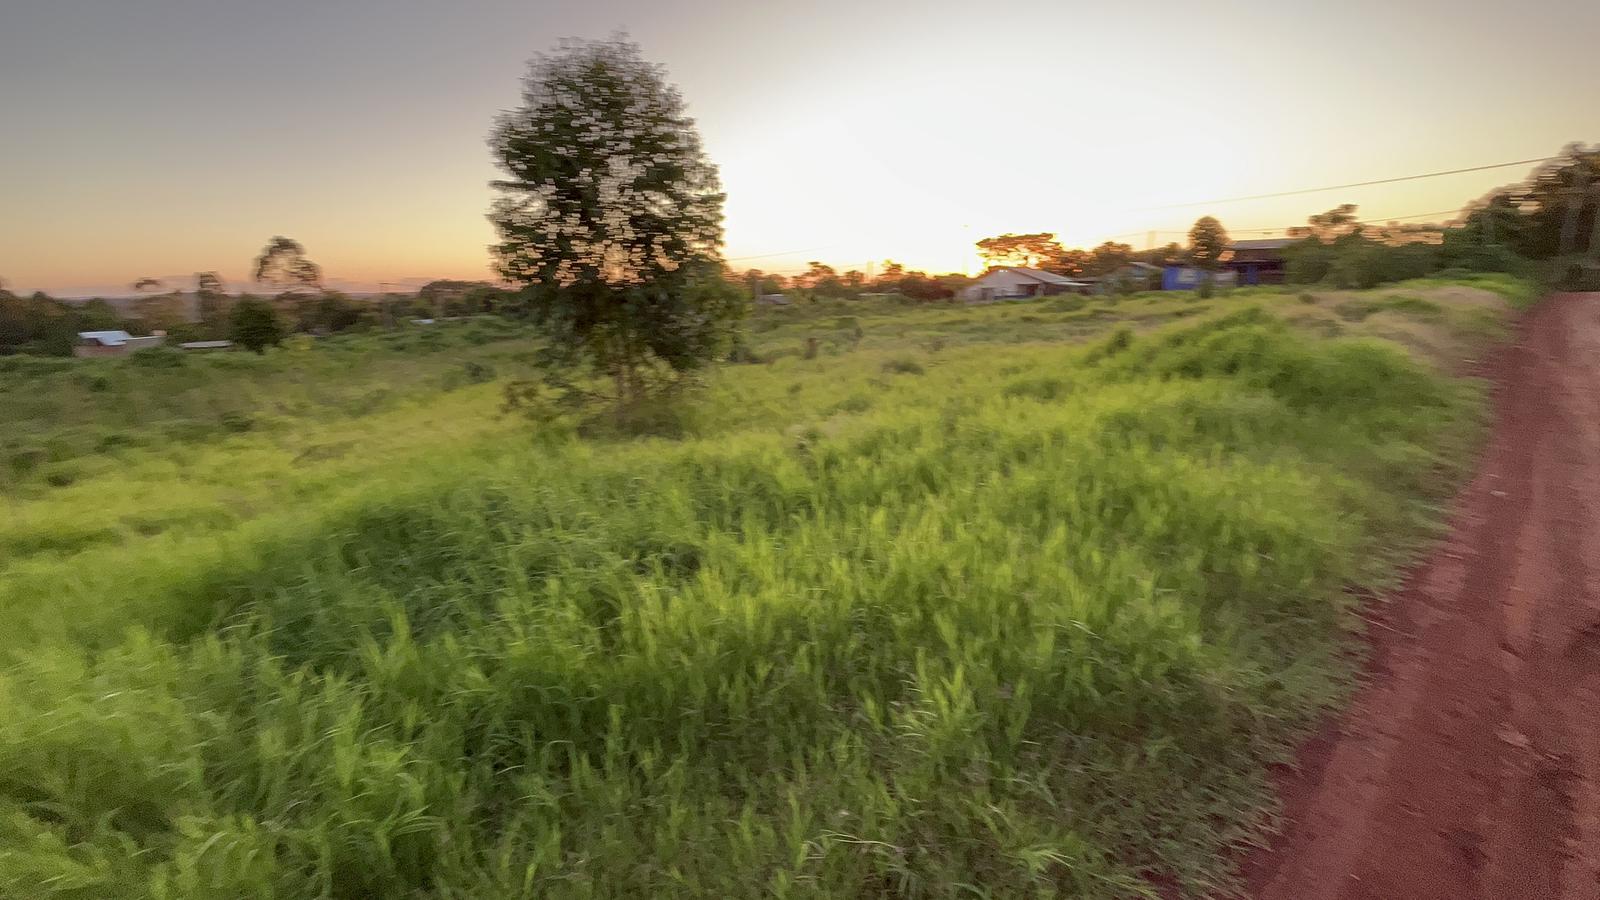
[0, 281, 1518, 897]
[975, 232, 1066, 269]
[1460, 144, 1599, 259]
[251, 236, 321, 290]
[227, 298, 284, 353]
[1187, 216, 1229, 269]
[1286, 235, 1443, 289]
[489, 37, 734, 405]
[126, 346, 187, 369]
[880, 355, 925, 375]
[1557, 261, 1600, 292]
[0, 291, 136, 357]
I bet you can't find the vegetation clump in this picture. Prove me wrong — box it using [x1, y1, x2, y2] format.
[0, 278, 1514, 897]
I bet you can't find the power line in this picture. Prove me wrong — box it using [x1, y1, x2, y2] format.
[1224, 207, 1468, 236]
[730, 155, 1545, 265]
[1135, 156, 1555, 211]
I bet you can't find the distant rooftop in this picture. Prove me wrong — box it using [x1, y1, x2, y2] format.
[993, 266, 1087, 286]
[77, 330, 133, 346]
[1229, 238, 1296, 251]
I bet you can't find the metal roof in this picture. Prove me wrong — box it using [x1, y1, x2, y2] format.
[1229, 238, 1296, 251]
[179, 340, 233, 349]
[78, 330, 133, 345]
[997, 267, 1083, 285]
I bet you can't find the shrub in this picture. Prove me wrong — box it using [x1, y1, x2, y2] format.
[462, 361, 496, 384]
[881, 356, 925, 375]
[229, 298, 285, 353]
[127, 346, 187, 369]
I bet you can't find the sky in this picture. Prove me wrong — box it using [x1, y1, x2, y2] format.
[2, 0, 1596, 297]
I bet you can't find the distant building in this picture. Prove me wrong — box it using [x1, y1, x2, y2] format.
[74, 330, 165, 358]
[758, 293, 790, 306]
[1222, 238, 1295, 285]
[178, 340, 234, 351]
[961, 267, 1089, 302]
[1161, 266, 1238, 291]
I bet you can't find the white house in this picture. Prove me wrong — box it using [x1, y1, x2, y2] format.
[73, 330, 166, 358]
[960, 267, 1089, 303]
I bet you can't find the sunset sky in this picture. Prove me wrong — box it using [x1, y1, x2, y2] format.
[2, 0, 1596, 296]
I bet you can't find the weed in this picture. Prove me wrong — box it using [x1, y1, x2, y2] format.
[0, 277, 1523, 898]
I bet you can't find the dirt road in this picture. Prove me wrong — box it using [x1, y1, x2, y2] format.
[1244, 292, 1600, 900]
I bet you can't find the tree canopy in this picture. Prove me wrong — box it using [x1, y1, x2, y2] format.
[229, 297, 285, 353]
[1289, 204, 1361, 242]
[1187, 216, 1229, 269]
[488, 36, 737, 404]
[975, 232, 1065, 270]
[252, 237, 322, 292]
[1462, 143, 1599, 258]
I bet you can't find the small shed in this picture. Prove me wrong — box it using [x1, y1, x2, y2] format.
[960, 267, 1088, 302]
[1161, 266, 1238, 291]
[1223, 238, 1295, 285]
[179, 340, 234, 352]
[74, 330, 165, 358]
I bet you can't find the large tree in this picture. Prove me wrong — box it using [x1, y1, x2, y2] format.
[489, 36, 738, 405]
[1463, 144, 1600, 258]
[252, 237, 322, 293]
[1085, 241, 1134, 276]
[975, 232, 1065, 270]
[1289, 204, 1361, 242]
[1187, 216, 1230, 270]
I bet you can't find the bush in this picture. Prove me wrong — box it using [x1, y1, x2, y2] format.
[229, 298, 285, 353]
[1558, 262, 1600, 291]
[881, 356, 925, 375]
[127, 346, 187, 369]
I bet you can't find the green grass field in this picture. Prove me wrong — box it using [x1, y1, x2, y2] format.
[0, 275, 1534, 897]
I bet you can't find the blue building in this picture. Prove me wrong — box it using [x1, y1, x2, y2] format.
[1160, 266, 1237, 291]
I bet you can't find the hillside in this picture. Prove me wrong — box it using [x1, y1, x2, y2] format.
[0, 276, 1534, 897]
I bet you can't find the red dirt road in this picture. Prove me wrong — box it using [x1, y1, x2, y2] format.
[1245, 292, 1600, 900]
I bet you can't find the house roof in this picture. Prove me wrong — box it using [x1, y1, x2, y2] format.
[990, 266, 1084, 285]
[78, 330, 133, 346]
[1229, 238, 1296, 251]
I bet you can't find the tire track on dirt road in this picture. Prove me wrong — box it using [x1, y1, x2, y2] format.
[1242, 292, 1600, 900]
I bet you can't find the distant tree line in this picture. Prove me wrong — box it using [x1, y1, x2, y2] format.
[1279, 145, 1599, 290]
[0, 237, 520, 357]
[7, 143, 1595, 357]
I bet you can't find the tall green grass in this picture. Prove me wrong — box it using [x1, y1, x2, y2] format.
[0, 288, 1507, 897]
